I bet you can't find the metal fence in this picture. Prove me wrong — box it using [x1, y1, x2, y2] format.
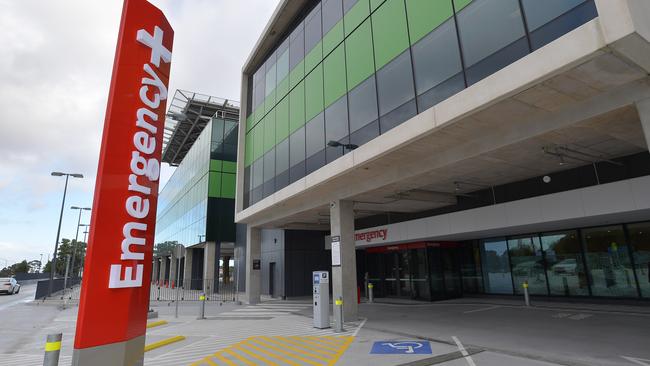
[35, 278, 82, 300]
[150, 279, 238, 302]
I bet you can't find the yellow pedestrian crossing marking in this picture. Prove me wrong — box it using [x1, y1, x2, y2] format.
[191, 336, 354, 366]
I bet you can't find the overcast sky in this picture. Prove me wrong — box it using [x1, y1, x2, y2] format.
[0, 0, 279, 266]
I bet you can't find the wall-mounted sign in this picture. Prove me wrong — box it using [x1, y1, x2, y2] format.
[331, 236, 341, 267]
[73, 0, 173, 364]
[253, 259, 261, 270]
[355, 229, 388, 243]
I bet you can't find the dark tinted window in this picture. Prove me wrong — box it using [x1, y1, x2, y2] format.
[323, 0, 344, 34]
[265, 53, 276, 96]
[263, 149, 275, 183]
[325, 96, 350, 162]
[456, 0, 527, 67]
[348, 76, 379, 133]
[522, 0, 586, 31]
[305, 4, 323, 54]
[276, 138, 290, 174]
[376, 50, 416, 117]
[412, 18, 463, 98]
[252, 158, 263, 189]
[289, 22, 305, 70]
[277, 39, 290, 82]
[289, 127, 305, 167]
[305, 113, 325, 158]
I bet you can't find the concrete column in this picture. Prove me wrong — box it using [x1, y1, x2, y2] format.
[183, 248, 194, 289]
[152, 257, 159, 283]
[637, 98, 650, 149]
[203, 242, 217, 294]
[158, 256, 167, 286]
[245, 227, 261, 305]
[330, 200, 358, 321]
[223, 256, 231, 284]
[169, 252, 177, 288]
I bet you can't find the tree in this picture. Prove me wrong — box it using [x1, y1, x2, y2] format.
[154, 241, 178, 256]
[0, 260, 31, 277]
[48, 238, 87, 277]
[27, 260, 41, 273]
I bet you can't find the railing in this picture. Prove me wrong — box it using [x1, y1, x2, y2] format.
[35, 278, 82, 300]
[150, 279, 238, 302]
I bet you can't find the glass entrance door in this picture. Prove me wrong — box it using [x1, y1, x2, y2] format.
[427, 246, 463, 300]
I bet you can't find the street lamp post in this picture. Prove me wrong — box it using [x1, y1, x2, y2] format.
[48, 172, 83, 298]
[79, 225, 90, 276]
[70, 206, 91, 277]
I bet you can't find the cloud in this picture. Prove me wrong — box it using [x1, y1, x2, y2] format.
[0, 0, 280, 264]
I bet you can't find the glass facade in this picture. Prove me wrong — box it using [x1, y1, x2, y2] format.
[156, 115, 239, 247]
[363, 221, 650, 301]
[243, 0, 598, 208]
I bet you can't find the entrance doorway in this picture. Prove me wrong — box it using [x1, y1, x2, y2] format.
[366, 242, 465, 301]
[269, 262, 276, 298]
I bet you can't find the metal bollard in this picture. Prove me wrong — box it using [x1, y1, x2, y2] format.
[334, 297, 344, 333]
[368, 283, 374, 303]
[523, 281, 530, 307]
[43, 333, 62, 366]
[198, 292, 206, 319]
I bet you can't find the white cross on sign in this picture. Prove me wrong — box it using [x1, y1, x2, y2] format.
[136, 26, 172, 67]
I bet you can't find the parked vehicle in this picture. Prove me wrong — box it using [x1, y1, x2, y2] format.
[0, 277, 20, 295]
[552, 259, 578, 275]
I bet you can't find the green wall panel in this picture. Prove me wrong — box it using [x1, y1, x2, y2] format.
[275, 96, 290, 144]
[253, 124, 264, 161]
[277, 76, 289, 100]
[323, 20, 344, 56]
[406, 0, 454, 44]
[289, 59, 305, 89]
[221, 173, 236, 199]
[454, 0, 473, 12]
[208, 172, 222, 198]
[372, 0, 410, 70]
[264, 109, 275, 152]
[370, 0, 386, 12]
[305, 41, 323, 75]
[210, 159, 222, 172]
[344, 0, 370, 36]
[324, 44, 347, 108]
[289, 81, 306, 133]
[245, 133, 253, 166]
[305, 64, 324, 122]
[222, 161, 237, 173]
[345, 19, 375, 91]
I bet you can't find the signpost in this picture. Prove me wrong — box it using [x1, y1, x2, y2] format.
[72, 1, 173, 364]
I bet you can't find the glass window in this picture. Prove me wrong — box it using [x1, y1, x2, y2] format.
[522, 0, 586, 31]
[541, 231, 589, 296]
[265, 53, 277, 97]
[323, 0, 344, 34]
[344, 0, 370, 37]
[456, 0, 529, 84]
[305, 65, 324, 122]
[275, 138, 290, 191]
[371, 0, 410, 70]
[508, 236, 548, 295]
[325, 96, 350, 163]
[460, 242, 484, 294]
[345, 19, 375, 91]
[522, 0, 597, 50]
[277, 49, 290, 83]
[252, 158, 264, 189]
[349, 76, 379, 133]
[289, 126, 305, 183]
[406, 0, 454, 44]
[480, 238, 513, 294]
[289, 81, 305, 132]
[263, 110, 275, 152]
[411, 17, 464, 108]
[343, 0, 359, 13]
[305, 4, 322, 54]
[583, 226, 638, 298]
[628, 222, 650, 298]
[323, 44, 347, 108]
[305, 113, 325, 158]
[289, 22, 305, 70]
[263, 149, 275, 197]
[376, 50, 415, 118]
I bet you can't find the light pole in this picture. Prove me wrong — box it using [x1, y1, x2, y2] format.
[49, 172, 83, 297]
[70, 206, 91, 277]
[79, 224, 90, 276]
[40, 254, 43, 273]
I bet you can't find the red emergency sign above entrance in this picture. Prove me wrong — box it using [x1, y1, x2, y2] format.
[73, 0, 173, 363]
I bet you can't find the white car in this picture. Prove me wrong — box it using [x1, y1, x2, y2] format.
[0, 278, 20, 295]
[552, 259, 578, 275]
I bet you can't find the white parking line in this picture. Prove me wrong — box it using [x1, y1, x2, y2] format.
[463, 305, 501, 314]
[622, 356, 650, 365]
[452, 336, 477, 366]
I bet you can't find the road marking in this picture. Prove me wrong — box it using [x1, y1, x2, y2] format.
[352, 318, 367, 337]
[194, 336, 354, 366]
[147, 320, 168, 328]
[452, 336, 477, 366]
[463, 305, 501, 314]
[568, 313, 593, 320]
[622, 356, 650, 365]
[144, 335, 186, 352]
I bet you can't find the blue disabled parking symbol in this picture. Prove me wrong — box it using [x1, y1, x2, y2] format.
[371, 341, 432, 354]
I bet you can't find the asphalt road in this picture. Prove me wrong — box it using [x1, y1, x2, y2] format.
[0, 283, 36, 311]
